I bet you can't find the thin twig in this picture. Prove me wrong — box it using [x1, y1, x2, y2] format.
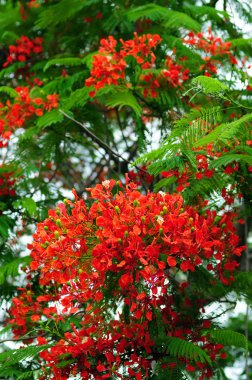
[59, 109, 148, 174]
[209, 305, 236, 320]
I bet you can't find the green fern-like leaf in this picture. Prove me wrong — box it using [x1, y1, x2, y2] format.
[184, 5, 229, 22]
[184, 173, 227, 199]
[0, 256, 31, 285]
[175, 106, 222, 131]
[43, 57, 84, 72]
[36, 0, 99, 28]
[154, 176, 177, 191]
[194, 113, 252, 147]
[210, 154, 252, 168]
[99, 88, 142, 116]
[0, 215, 15, 238]
[211, 329, 248, 350]
[192, 76, 229, 94]
[0, 3, 21, 32]
[126, 4, 171, 21]
[0, 344, 52, 369]
[155, 336, 211, 364]
[234, 272, 252, 293]
[37, 109, 64, 129]
[0, 86, 17, 98]
[17, 370, 41, 379]
[126, 4, 200, 31]
[229, 38, 252, 48]
[62, 87, 90, 111]
[163, 11, 201, 32]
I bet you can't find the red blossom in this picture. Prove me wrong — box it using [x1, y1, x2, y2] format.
[3, 36, 43, 67]
[0, 87, 58, 147]
[85, 33, 189, 98]
[7, 177, 242, 379]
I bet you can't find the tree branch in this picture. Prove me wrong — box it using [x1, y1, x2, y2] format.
[59, 110, 147, 174]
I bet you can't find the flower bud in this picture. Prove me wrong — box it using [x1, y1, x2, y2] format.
[56, 219, 62, 227]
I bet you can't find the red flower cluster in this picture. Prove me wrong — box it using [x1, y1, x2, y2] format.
[162, 150, 215, 193]
[85, 33, 189, 98]
[128, 165, 154, 185]
[3, 36, 43, 67]
[163, 57, 190, 87]
[162, 136, 251, 200]
[183, 28, 238, 76]
[85, 36, 127, 94]
[140, 57, 189, 98]
[0, 165, 16, 197]
[85, 33, 161, 96]
[184, 29, 232, 56]
[0, 87, 58, 148]
[8, 178, 244, 379]
[120, 33, 162, 67]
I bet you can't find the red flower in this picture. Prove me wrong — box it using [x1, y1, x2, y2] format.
[118, 273, 133, 289]
[8, 178, 240, 379]
[3, 36, 43, 68]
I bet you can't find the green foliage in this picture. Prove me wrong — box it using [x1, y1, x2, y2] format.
[229, 37, 252, 48]
[101, 88, 142, 116]
[35, 0, 98, 28]
[211, 329, 248, 350]
[62, 87, 90, 111]
[0, 256, 31, 285]
[194, 113, 252, 147]
[234, 272, 252, 298]
[0, 215, 15, 239]
[184, 4, 229, 22]
[191, 76, 229, 94]
[0, 86, 17, 98]
[126, 4, 201, 31]
[36, 109, 64, 129]
[17, 370, 41, 380]
[43, 57, 85, 72]
[211, 153, 252, 168]
[0, 345, 52, 369]
[155, 336, 211, 364]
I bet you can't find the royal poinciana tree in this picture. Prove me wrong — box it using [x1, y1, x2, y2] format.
[0, 0, 252, 379]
